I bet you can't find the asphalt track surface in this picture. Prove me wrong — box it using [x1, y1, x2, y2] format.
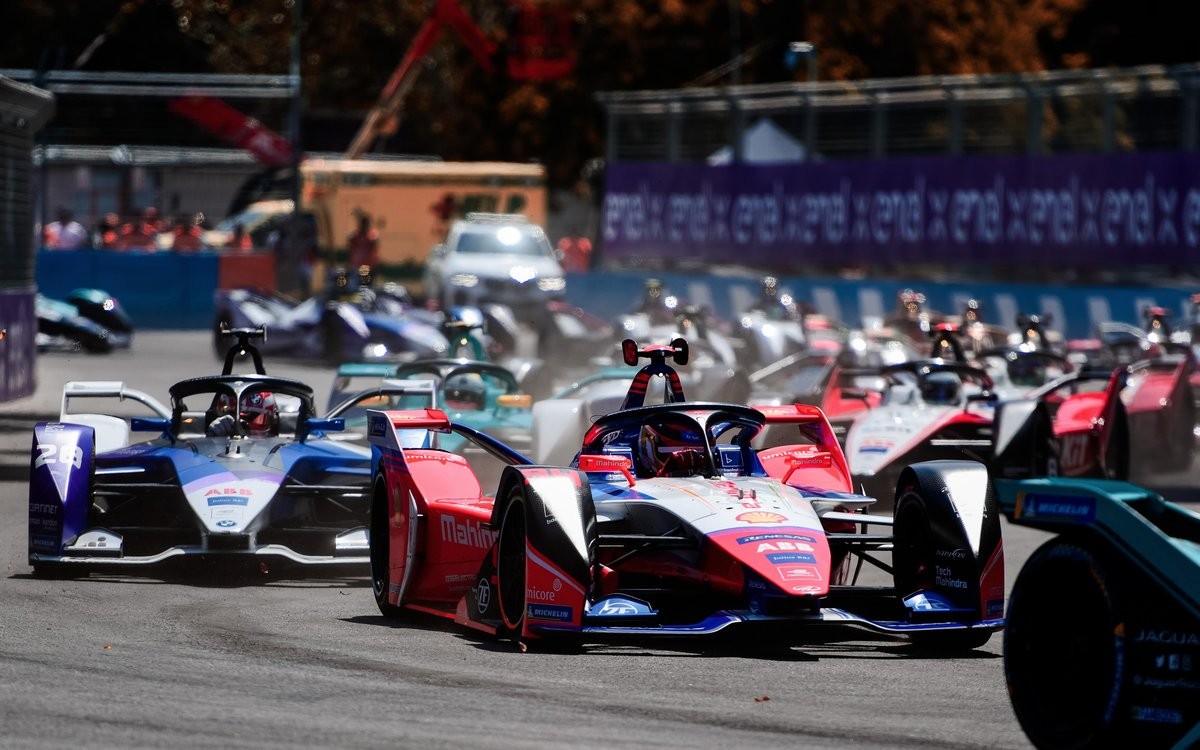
[4, 331, 1153, 749]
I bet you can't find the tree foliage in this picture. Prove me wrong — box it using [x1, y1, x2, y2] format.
[0, 0, 1192, 188]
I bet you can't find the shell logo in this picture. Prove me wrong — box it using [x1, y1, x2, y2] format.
[736, 511, 787, 524]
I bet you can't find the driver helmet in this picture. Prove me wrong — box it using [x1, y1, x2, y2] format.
[963, 299, 983, 325]
[898, 289, 926, 318]
[639, 421, 706, 477]
[241, 391, 278, 436]
[760, 276, 779, 301]
[920, 371, 962, 406]
[444, 377, 487, 411]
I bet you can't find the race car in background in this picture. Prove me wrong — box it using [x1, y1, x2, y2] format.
[327, 357, 534, 456]
[748, 326, 923, 448]
[27, 328, 378, 577]
[841, 324, 1139, 509]
[36, 288, 134, 354]
[998, 475, 1200, 749]
[213, 280, 451, 364]
[365, 339, 1005, 651]
[1064, 317, 1196, 476]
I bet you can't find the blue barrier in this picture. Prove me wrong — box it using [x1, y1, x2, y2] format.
[563, 270, 1199, 341]
[34, 249, 1199, 340]
[37, 249, 219, 330]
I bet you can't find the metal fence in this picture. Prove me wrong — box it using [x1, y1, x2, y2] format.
[597, 63, 1200, 163]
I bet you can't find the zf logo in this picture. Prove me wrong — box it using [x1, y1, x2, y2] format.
[34, 443, 84, 470]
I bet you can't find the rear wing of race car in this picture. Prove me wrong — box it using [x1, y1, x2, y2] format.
[366, 408, 452, 451]
[752, 403, 853, 493]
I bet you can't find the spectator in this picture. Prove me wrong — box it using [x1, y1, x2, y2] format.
[556, 229, 593, 272]
[113, 207, 162, 251]
[226, 223, 253, 252]
[347, 214, 380, 271]
[44, 207, 89, 249]
[172, 212, 205, 252]
[95, 213, 120, 249]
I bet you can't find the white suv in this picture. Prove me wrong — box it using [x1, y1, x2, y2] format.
[423, 213, 566, 319]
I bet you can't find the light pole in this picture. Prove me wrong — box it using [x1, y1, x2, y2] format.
[787, 41, 818, 84]
[787, 42, 819, 159]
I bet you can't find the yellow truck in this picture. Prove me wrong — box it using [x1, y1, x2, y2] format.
[206, 158, 547, 280]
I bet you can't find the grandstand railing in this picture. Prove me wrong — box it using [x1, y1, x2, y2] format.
[596, 63, 1200, 162]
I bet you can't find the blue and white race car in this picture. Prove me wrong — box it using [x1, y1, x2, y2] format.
[27, 329, 377, 577]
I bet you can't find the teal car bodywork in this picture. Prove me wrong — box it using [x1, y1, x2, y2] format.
[328, 359, 533, 453]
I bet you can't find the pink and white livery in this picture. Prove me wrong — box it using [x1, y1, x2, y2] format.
[366, 339, 1005, 650]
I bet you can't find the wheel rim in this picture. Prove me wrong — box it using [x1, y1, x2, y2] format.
[497, 495, 527, 632]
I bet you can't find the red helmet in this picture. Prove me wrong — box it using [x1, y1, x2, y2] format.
[240, 391, 278, 436]
[639, 421, 707, 477]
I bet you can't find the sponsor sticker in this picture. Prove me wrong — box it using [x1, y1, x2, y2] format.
[1130, 706, 1183, 724]
[777, 565, 822, 584]
[526, 604, 573, 622]
[736, 533, 816, 545]
[736, 511, 787, 524]
[368, 416, 388, 437]
[766, 552, 817, 565]
[207, 496, 249, 507]
[1014, 493, 1096, 523]
[476, 578, 491, 613]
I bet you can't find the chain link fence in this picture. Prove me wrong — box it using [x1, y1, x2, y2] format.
[597, 63, 1200, 163]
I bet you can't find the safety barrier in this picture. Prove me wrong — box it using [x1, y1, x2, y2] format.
[36, 250, 272, 330]
[33, 249, 1196, 340]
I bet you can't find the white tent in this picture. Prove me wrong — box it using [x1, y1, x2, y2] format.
[707, 118, 807, 164]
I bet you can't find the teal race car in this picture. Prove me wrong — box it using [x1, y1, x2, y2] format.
[327, 359, 533, 454]
[998, 476, 1200, 749]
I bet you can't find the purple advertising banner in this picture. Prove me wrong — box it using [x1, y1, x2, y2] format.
[0, 288, 36, 402]
[602, 152, 1200, 269]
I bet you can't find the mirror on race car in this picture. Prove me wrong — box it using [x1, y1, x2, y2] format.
[622, 338, 639, 366]
[670, 337, 689, 365]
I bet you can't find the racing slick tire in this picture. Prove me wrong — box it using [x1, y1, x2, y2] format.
[892, 466, 996, 653]
[495, 489, 528, 637]
[1004, 538, 1126, 749]
[370, 478, 410, 619]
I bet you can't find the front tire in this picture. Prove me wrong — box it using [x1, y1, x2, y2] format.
[370, 479, 405, 619]
[1005, 538, 1125, 749]
[893, 477, 994, 653]
[496, 491, 527, 635]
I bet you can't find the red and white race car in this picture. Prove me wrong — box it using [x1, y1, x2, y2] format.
[363, 340, 1004, 651]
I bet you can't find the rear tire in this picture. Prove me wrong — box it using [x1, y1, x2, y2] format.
[1005, 538, 1125, 749]
[496, 491, 527, 635]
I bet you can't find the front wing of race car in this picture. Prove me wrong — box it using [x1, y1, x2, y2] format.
[28, 422, 371, 572]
